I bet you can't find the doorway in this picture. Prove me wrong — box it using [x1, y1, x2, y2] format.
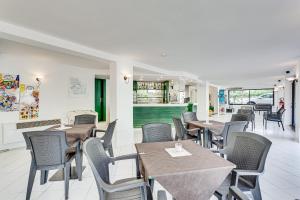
[95, 79, 106, 122]
[292, 80, 296, 129]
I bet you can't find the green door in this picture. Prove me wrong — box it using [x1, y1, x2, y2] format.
[95, 79, 106, 122]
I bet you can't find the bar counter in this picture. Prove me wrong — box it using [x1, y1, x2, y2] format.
[133, 103, 188, 128]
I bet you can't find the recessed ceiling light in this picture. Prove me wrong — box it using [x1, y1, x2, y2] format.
[160, 52, 167, 57]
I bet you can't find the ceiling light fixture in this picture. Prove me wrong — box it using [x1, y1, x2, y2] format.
[160, 52, 167, 57]
[285, 70, 298, 81]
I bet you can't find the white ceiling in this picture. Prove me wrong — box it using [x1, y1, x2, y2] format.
[0, 39, 110, 70]
[1, 0, 300, 87]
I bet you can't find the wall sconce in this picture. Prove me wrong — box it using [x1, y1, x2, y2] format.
[35, 77, 42, 88]
[123, 75, 130, 84]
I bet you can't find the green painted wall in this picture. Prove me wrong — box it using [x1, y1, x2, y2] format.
[133, 106, 187, 128]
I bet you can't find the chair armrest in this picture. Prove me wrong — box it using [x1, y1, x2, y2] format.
[104, 179, 146, 193]
[110, 153, 138, 162]
[110, 153, 140, 178]
[231, 169, 261, 186]
[229, 186, 249, 200]
[233, 169, 261, 176]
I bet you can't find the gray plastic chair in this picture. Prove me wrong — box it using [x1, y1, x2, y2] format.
[212, 121, 248, 149]
[237, 109, 255, 131]
[83, 138, 168, 200]
[263, 107, 286, 131]
[94, 119, 117, 158]
[23, 131, 78, 200]
[157, 190, 168, 200]
[172, 117, 200, 143]
[142, 123, 173, 143]
[74, 114, 96, 126]
[182, 112, 198, 124]
[73, 114, 97, 177]
[228, 186, 249, 200]
[215, 132, 272, 200]
[230, 113, 250, 122]
[231, 113, 251, 131]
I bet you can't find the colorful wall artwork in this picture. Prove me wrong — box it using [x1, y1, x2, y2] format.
[219, 89, 226, 115]
[0, 74, 20, 112]
[19, 85, 40, 120]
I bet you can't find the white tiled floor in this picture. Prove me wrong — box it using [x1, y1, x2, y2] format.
[1, 113, 300, 200]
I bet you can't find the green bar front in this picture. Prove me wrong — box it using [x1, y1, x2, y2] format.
[133, 105, 187, 128]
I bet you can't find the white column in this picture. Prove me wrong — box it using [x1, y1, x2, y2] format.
[109, 61, 134, 148]
[197, 81, 209, 121]
[284, 80, 292, 126]
[295, 62, 300, 142]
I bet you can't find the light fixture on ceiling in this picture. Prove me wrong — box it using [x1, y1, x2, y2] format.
[160, 52, 167, 57]
[285, 70, 297, 81]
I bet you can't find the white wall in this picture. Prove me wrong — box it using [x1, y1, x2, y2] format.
[0, 54, 106, 123]
[0, 44, 108, 149]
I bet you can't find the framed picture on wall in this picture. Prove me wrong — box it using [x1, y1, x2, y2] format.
[68, 76, 87, 97]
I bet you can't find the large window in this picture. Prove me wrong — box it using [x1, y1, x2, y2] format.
[228, 89, 274, 105]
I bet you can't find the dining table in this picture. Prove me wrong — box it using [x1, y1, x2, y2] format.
[47, 124, 95, 181]
[135, 140, 235, 200]
[188, 120, 225, 148]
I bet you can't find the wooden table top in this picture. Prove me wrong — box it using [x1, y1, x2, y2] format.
[48, 124, 95, 145]
[188, 120, 225, 136]
[135, 140, 235, 200]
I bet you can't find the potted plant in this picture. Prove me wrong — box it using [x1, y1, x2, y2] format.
[209, 105, 214, 117]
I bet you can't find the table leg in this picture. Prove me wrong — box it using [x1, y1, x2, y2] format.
[148, 178, 155, 191]
[203, 128, 212, 148]
[203, 128, 208, 148]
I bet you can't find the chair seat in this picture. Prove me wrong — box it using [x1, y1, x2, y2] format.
[265, 115, 281, 121]
[105, 178, 152, 200]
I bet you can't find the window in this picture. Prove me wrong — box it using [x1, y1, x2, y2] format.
[228, 89, 274, 105]
[228, 90, 249, 105]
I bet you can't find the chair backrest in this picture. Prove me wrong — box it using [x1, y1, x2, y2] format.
[237, 109, 254, 115]
[182, 112, 198, 123]
[172, 117, 186, 140]
[83, 138, 111, 193]
[221, 121, 248, 146]
[225, 132, 272, 173]
[231, 113, 250, 122]
[254, 104, 272, 112]
[142, 123, 173, 143]
[240, 106, 253, 110]
[102, 120, 117, 145]
[74, 114, 96, 125]
[277, 107, 286, 118]
[22, 131, 69, 168]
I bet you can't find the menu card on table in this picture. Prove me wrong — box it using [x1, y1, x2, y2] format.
[165, 148, 192, 157]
